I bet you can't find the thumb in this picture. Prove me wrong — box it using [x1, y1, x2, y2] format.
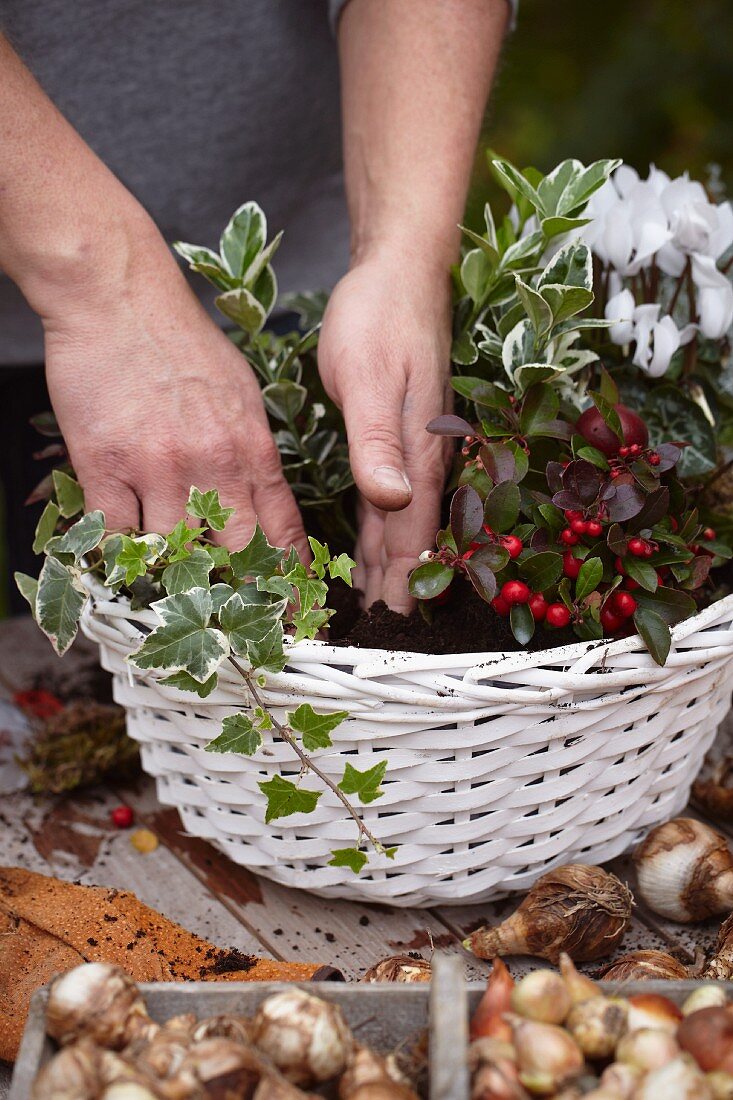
[342, 386, 413, 513]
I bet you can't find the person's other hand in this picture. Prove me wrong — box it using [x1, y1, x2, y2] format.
[42, 228, 308, 558]
[318, 250, 452, 613]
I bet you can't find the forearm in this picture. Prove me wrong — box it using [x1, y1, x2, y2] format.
[337, 0, 509, 272]
[0, 35, 166, 322]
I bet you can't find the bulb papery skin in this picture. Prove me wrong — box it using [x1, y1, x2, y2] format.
[99, 1086, 160, 1100]
[599, 1061, 642, 1098]
[510, 970, 572, 1024]
[339, 1045, 418, 1099]
[470, 958, 515, 1042]
[625, 992, 682, 1034]
[677, 1006, 733, 1072]
[46, 963, 151, 1050]
[615, 1027, 680, 1071]
[705, 913, 733, 981]
[558, 954, 600, 1005]
[252, 989, 353, 1086]
[507, 1015, 584, 1096]
[682, 986, 729, 1016]
[631, 1054, 713, 1100]
[598, 949, 689, 982]
[30, 1039, 102, 1100]
[633, 817, 733, 922]
[361, 955, 431, 984]
[707, 1070, 733, 1099]
[565, 996, 628, 1059]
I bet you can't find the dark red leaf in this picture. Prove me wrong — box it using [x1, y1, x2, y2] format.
[465, 560, 498, 603]
[561, 459, 603, 506]
[480, 442, 517, 483]
[450, 485, 484, 552]
[426, 414, 475, 437]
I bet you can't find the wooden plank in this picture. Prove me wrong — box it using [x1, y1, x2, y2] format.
[116, 776, 488, 980]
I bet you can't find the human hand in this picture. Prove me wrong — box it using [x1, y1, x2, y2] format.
[318, 251, 452, 613]
[41, 222, 308, 558]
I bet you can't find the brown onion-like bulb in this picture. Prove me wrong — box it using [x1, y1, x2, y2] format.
[339, 1046, 417, 1099]
[470, 958, 515, 1043]
[30, 1039, 102, 1100]
[625, 992, 682, 1034]
[598, 949, 689, 981]
[693, 759, 733, 823]
[361, 955, 431, 984]
[677, 1007, 733, 1072]
[558, 954, 599, 1005]
[632, 1055, 713, 1100]
[191, 1014, 252, 1045]
[463, 865, 632, 963]
[180, 1038, 262, 1098]
[682, 986, 729, 1015]
[633, 817, 733, 922]
[564, 996, 628, 1059]
[252, 989, 353, 1086]
[510, 969, 571, 1024]
[616, 1027, 680, 1071]
[46, 963, 151, 1050]
[598, 1061, 642, 1098]
[705, 913, 733, 981]
[506, 1015, 584, 1094]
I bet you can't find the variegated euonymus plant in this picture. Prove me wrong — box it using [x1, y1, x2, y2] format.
[16, 482, 394, 876]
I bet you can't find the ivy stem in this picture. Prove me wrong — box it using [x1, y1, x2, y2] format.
[227, 655, 386, 855]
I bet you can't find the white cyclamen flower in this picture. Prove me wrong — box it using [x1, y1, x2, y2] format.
[692, 254, 733, 339]
[656, 176, 733, 276]
[582, 167, 671, 276]
[605, 294, 695, 377]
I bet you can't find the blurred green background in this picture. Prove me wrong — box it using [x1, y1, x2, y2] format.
[467, 0, 732, 224]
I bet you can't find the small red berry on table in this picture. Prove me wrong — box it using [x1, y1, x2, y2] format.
[546, 603, 571, 628]
[563, 551, 582, 579]
[528, 593, 548, 621]
[111, 805, 134, 829]
[500, 580, 531, 605]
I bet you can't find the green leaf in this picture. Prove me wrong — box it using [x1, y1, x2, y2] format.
[33, 501, 61, 555]
[160, 669, 219, 698]
[560, 158, 622, 215]
[245, 622, 286, 673]
[339, 759, 387, 805]
[328, 553, 356, 587]
[258, 775, 321, 822]
[540, 284, 594, 325]
[285, 563, 328, 614]
[633, 586, 696, 625]
[644, 385, 717, 479]
[219, 591, 287, 655]
[515, 276, 553, 337]
[459, 225, 500, 267]
[292, 607, 331, 642]
[623, 557, 659, 592]
[230, 524, 285, 579]
[575, 557, 603, 602]
[207, 713, 262, 755]
[173, 242, 234, 290]
[540, 215, 592, 239]
[161, 547, 213, 595]
[36, 555, 87, 656]
[538, 241, 592, 292]
[451, 330, 479, 366]
[328, 847, 368, 874]
[288, 703, 348, 751]
[186, 487, 235, 532]
[633, 607, 671, 667]
[484, 481, 521, 533]
[51, 511, 106, 563]
[220, 200, 266, 280]
[519, 551, 564, 590]
[451, 376, 512, 410]
[510, 602, 535, 645]
[166, 520, 207, 561]
[492, 158, 543, 213]
[52, 470, 85, 518]
[408, 562, 454, 601]
[129, 587, 229, 683]
[215, 286, 267, 334]
[590, 392, 623, 442]
[108, 533, 167, 587]
[262, 380, 308, 424]
[461, 248, 495, 303]
[520, 384, 560, 435]
[577, 446, 609, 470]
[15, 572, 39, 614]
[308, 537, 331, 579]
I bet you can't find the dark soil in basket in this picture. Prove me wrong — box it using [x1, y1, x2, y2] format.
[327, 577, 576, 655]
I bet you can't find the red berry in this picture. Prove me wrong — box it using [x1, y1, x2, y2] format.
[111, 805, 134, 829]
[483, 523, 494, 535]
[704, 527, 716, 541]
[628, 538, 647, 557]
[629, 443, 642, 456]
[600, 607, 624, 634]
[561, 528, 580, 546]
[500, 535, 523, 559]
[570, 518, 588, 535]
[528, 593, 549, 621]
[670, 517, 679, 532]
[619, 446, 630, 457]
[563, 551, 582, 579]
[643, 543, 654, 558]
[624, 577, 640, 591]
[501, 580, 531, 605]
[586, 520, 603, 538]
[491, 595, 511, 617]
[565, 510, 583, 522]
[546, 603, 571, 628]
[463, 542, 480, 560]
[648, 453, 661, 467]
[610, 468, 622, 479]
[613, 590, 637, 618]
[615, 556, 626, 575]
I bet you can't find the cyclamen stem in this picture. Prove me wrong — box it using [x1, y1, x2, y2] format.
[227, 655, 387, 856]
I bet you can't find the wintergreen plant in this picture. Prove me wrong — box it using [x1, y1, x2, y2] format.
[16, 479, 394, 876]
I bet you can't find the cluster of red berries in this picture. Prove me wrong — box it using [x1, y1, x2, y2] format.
[464, 525, 523, 561]
[600, 589, 638, 634]
[491, 579, 571, 628]
[560, 509, 604, 548]
[609, 443, 661, 478]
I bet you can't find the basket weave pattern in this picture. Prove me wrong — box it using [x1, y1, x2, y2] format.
[81, 592, 733, 906]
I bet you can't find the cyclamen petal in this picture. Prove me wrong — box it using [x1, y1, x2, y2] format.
[647, 315, 682, 377]
[605, 288, 636, 345]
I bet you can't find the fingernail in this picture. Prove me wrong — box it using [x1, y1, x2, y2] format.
[372, 466, 412, 495]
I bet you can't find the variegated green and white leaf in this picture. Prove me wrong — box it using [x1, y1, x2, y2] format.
[129, 587, 229, 683]
[539, 241, 593, 292]
[219, 591, 287, 655]
[33, 500, 61, 555]
[52, 510, 106, 563]
[502, 319, 536, 376]
[52, 470, 85, 518]
[161, 547, 213, 595]
[219, 201, 267, 281]
[36, 555, 87, 655]
[186, 487, 234, 532]
[106, 533, 166, 588]
[15, 572, 39, 615]
[215, 286, 267, 334]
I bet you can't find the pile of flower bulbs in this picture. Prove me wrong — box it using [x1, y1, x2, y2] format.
[470, 953, 733, 1100]
[31, 962, 420, 1100]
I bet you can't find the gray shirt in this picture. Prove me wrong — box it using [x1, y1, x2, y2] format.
[0, 0, 351, 364]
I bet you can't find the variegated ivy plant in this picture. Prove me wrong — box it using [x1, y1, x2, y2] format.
[16, 479, 393, 876]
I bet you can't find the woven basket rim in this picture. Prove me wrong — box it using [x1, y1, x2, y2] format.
[82, 574, 733, 671]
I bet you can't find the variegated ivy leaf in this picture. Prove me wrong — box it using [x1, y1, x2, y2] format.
[207, 713, 262, 756]
[328, 553, 356, 587]
[107, 534, 167, 588]
[165, 519, 207, 562]
[52, 470, 85, 518]
[339, 759, 387, 805]
[258, 575, 294, 602]
[36, 555, 87, 656]
[218, 591, 287, 655]
[230, 524, 284, 579]
[328, 847, 368, 874]
[210, 583, 236, 614]
[258, 775, 321, 823]
[161, 547, 213, 595]
[245, 622, 286, 673]
[186, 487, 234, 532]
[14, 572, 38, 614]
[33, 500, 61, 554]
[160, 669, 219, 698]
[129, 587, 229, 683]
[288, 703, 348, 752]
[52, 510, 106, 563]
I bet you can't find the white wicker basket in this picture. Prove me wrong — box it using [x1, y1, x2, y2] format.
[81, 590, 733, 907]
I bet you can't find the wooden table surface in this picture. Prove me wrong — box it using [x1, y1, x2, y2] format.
[2, 614, 732, 1096]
